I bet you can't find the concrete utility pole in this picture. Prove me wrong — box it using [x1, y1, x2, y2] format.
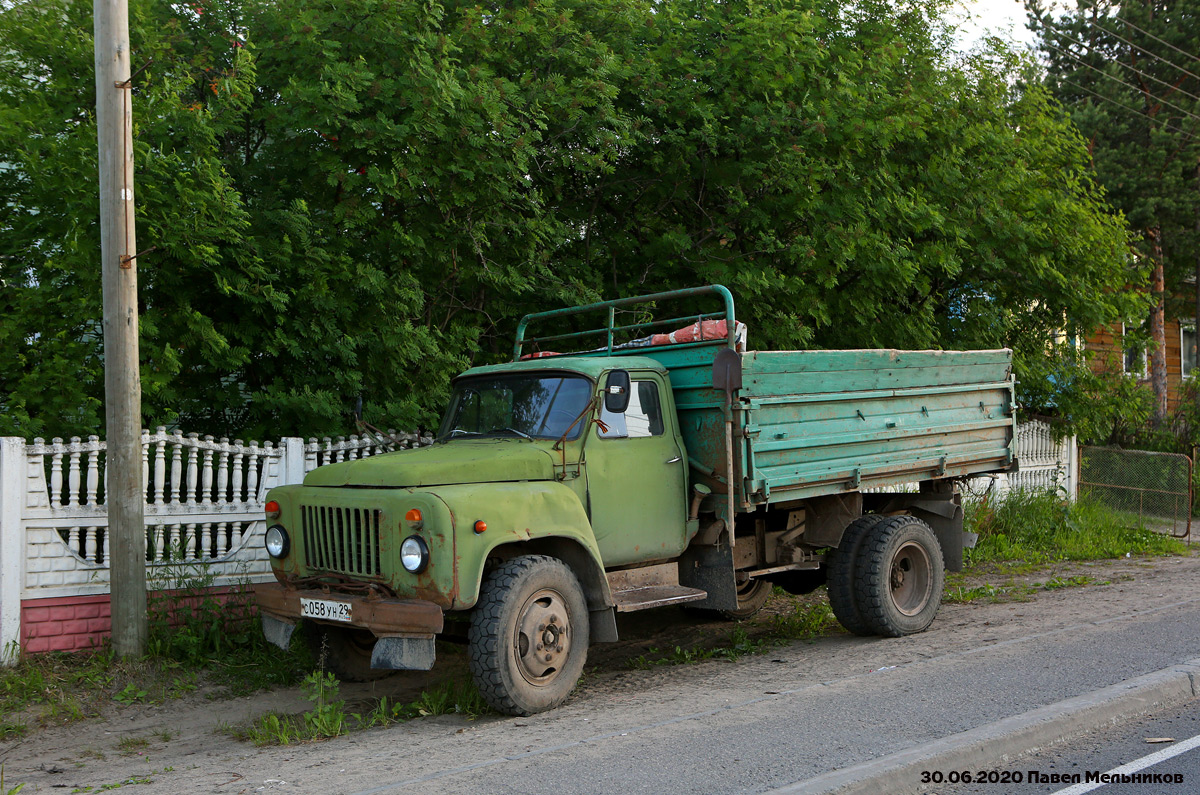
[94, 0, 146, 656]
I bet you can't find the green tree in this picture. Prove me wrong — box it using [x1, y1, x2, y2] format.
[0, 0, 255, 438]
[561, 0, 1140, 388]
[0, 0, 1144, 441]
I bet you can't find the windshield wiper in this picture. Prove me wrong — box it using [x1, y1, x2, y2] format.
[488, 427, 533, 441]
[442, 429, 483, 441]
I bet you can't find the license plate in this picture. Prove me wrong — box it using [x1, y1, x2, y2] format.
[300, 597, 352, 623]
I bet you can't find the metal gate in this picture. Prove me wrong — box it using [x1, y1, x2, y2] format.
[1078, 446, 1192, 540]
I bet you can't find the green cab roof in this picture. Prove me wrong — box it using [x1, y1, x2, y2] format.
[457, 354, 668, 382]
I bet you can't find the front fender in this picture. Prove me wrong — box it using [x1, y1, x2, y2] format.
[427, 481, 608, 611]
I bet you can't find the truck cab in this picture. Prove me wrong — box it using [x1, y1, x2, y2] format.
[255, 286, 1015, 715]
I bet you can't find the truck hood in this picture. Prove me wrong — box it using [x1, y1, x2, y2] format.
[301, 440, 558, 488]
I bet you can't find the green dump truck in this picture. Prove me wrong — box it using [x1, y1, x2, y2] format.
[254, 286, 1015, 715]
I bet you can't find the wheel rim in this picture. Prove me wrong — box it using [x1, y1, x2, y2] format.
[889, 540, 933, 616]
[736, 578, 765, 601]
[513, 588, 571, 687]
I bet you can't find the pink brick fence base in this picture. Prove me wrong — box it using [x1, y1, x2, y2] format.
[20, 586, 254, 654]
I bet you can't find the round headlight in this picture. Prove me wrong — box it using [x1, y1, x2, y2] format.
[400, 536, 429, 573]
[265, 525, 290, 558]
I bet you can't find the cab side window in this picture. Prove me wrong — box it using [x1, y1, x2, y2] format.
[599, 380, 664, 438]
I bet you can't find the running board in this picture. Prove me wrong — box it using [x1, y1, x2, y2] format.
[611, 585, 708, 612]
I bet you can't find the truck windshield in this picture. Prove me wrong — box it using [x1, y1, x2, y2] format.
[438, 374, 594, 441]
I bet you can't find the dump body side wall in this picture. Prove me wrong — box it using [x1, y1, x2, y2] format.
[638, 346, 1015, 509]
[741, 349, 1014, 503]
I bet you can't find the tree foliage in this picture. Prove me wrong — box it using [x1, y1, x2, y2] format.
[1029, 0, 1200, 423]
[0, 0, 1140, 440]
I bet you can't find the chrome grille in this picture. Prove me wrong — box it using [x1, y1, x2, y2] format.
[300, 505, 382, 576]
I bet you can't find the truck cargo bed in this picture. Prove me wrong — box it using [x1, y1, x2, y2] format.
[654, 345, 1014, 510]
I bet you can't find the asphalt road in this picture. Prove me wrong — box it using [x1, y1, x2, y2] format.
[9, 557, 1200, 795]
[934, 699, 1200, 795]
[340, 593, 1200, 795]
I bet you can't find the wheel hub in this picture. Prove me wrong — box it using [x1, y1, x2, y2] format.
[889, 541, 932, 617]
[515, 590, 570, 684]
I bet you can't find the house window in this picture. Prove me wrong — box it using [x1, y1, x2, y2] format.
[1122, 323, 1148, 378]
[1183, 323, 1197, 379]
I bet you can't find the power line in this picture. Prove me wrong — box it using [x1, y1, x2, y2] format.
[1060, 75, 1190, 136]
[1046, 38, 1200, 106]
[1093, 18, 1200, 84]
[1111, 16, 1200, 70]
[1044, 11, 1200, 87]
[1041, 39, 1200, 126]
[1036, 15, 1200, 105]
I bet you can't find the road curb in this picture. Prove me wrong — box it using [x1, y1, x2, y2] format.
[771, 656, 1200, 795]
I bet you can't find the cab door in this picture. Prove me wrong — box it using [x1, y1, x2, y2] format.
[584, 371, 689, 567]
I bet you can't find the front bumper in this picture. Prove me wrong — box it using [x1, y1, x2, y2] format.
[253, 583, 445, 671]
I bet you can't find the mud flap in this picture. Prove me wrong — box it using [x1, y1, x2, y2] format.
[678, 541, 738, 611]
[909, 494, 969, 573]
[371, 636, 436, 671]
[590, 607, 619, 643]
[261, 614, 297, 651]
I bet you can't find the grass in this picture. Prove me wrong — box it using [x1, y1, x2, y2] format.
[1, 763, 25, 795]
[0, 566, 311, 738]
[964, 489, 1187, 566]
[116, 736, 150, 755]
[67, 768, 173, 793]
[225, 675, 494, 746]
[772, 599, 837, 640]
[0, 624, 309, 735]
[942, 578, 1104, 604]
[629, 599, 837, 669]
[939, 489, 1187, 604]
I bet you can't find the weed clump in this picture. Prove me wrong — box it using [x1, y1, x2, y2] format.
[145, 548, 310, 695]
[230, 676, 493, 746]
[965, 489, 1186, 566]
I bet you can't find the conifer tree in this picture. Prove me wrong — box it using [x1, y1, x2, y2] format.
[1030, 0, 1200, 423]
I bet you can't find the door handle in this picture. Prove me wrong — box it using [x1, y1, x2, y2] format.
[666, 455, 682, 464]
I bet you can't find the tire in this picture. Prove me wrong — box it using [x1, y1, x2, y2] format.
[718, 577, 772, 620]
[468, 555, 590, 716]
[825, 514, 888, 636]
[306, 624, 394, 682]
[853, 515, 945, 637]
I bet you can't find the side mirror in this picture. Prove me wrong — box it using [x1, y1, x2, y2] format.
[603, 370, 631, 414]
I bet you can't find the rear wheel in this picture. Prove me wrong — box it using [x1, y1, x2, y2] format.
[306, 624, 393, 682]
[718, 577, 772, 620]
[468, 555, 589, 716]
[853, 515, 944, 637]
[825, 514, 887, 636]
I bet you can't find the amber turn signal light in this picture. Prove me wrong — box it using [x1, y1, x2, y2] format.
[405, 508, 422, 523]
[473, 520, 487, 534]
[265, 500, 281, 519]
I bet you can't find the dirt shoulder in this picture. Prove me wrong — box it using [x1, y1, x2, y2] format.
[2, 551, 1198, 794]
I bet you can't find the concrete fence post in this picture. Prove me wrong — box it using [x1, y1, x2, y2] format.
[1066, 436, 1079, 500]
[1, 438, 25, 664]
[280, 438, 306, 487]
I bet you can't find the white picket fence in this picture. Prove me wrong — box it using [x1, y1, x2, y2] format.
[0, 428, 430, 662]
[965, 420, 1078, 499]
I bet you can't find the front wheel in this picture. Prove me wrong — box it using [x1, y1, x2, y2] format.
[468, 555, 590, 716]
[306, 624, 393, 682]
[853, 515, 945, 637]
